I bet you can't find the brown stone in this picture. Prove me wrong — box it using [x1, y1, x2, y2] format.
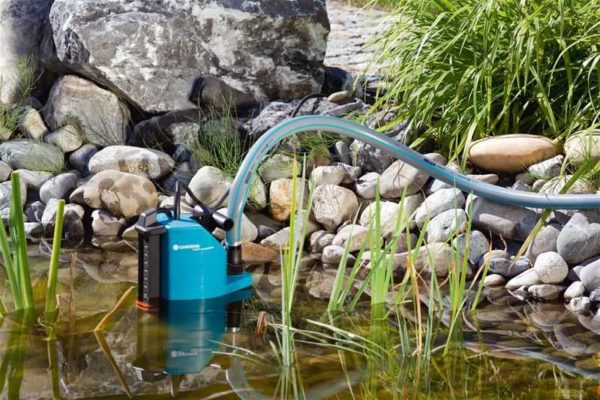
[468, 134, 558, 173]
[242, 242, 279, 265]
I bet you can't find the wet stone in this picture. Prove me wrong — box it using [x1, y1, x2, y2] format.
[567, 297, 591, 315]
[528, 284, 565, 301]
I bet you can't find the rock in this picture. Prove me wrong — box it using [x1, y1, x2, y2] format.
[527, 155, 563, 179]
[24, 222, 43, 240]
[484, 274, 506, 287]
[557, 213, 600, 264]
[468, 134, 557, 173]
[350, 140, 395, 174]
[564, 281, 586, 301]
[426, 208, 467, 243]
[68, 144, 98, 176]
[258, 154, 298, 183]
[306, 268, 338, 299]
[39, 171, 79, 203]
[539, 176, 596, 195]
[528, 284, 565, 301]
[334, 141, 352, 165]
[185, 167, 231, 209]
[526, 223, 561, 263]
[0, 180, 27, 210]
[18, 107, 48, 140]
[380, 159, 429, 198]
[261, 228, 292, 251]
[0, 161, 12, 182]
[453, 230, 489, 265]
[327, 90, 353, 104]
[44, 125, 83, 153]
[309, 230, 335, 254]
[505, 269, 541, 290]
[84, 170, 159, 218]
[41, 199, 85, 240]
[215, 208, 257, 242]
[564, 130, 600, 165]
[415, 188, 465, 227]
[0, 140, 64, 172]
[579, 258, 600, 293]
[313, 185, 358, 231]
[68, 186, 85, 205]
[248, 178, 268, 211]
[0, 0, 51, 104]
[359, 200, 409, 238]
[355, 172, 380, 199]
[159, 163, 194, 195]
[336, 163, 362, 184]
[89, 146, 175, 179]
[394, 232, 417, 253]
[534, 252, 568, 284]
[241, 242, 278, 265]
[42, 76, 129, 147]
[46, 0, 328, 113]
[17, 170, 53, 191]
[25, 201, 45, 223]
[429, 173, 498, 193]
[269, 179, 307, 222]
[310, 165, 346, 187]
[567, 297, 591, 315]
[322, 245, 347, 265]
[158, 195, 194, 214]
[91, 209, 125, 237]
[590, 288, 600, 303]
[470, 196, 538, 241]
[396, 243, 454, 277]
[332, 224, 370, 252]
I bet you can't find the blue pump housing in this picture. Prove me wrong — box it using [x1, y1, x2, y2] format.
[157, 213, 252, 301]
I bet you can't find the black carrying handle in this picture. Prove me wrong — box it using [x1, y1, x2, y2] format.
[174, 181, 233, 232]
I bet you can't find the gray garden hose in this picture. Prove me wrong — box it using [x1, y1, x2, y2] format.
[226, 115, 599, 246]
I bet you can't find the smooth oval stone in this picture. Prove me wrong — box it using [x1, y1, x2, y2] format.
[468, 134, 557, 173]
[564, 130, 600, 165]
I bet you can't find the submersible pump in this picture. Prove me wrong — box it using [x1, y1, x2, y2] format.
[136, 115, 600, 309]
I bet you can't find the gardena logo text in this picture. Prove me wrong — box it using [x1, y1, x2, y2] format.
[172, 243, 201, 252]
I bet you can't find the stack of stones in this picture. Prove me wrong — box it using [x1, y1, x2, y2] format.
[2, 76, 600, 312]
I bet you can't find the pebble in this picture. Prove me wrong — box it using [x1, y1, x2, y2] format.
[310, 165, 346, 186]
[567, 297, 591, 315]
[527, 155, 563, 179]
[414, 188, 465, 227]
[578, 257, 600, 293]
[309, 230, 335, 254]
[39, 171, 79, 204]
[484, 274, 506, 287]
[380, 159, 429, 198]
[506, 268, 541, 290]
[526, 223, 561, 263]
[332, 224, 370, 252]
[528, 284, 565, 301]
[426, 208, 467, 243]
[557, 213, 600, 264]
[269, 178, 307, 222]
[533, 251, 568, 284]
[18, 106, 48, 140]
[453, 230, 489, 265]
[355, 172, 380, 199]
[564, 281, 586, 301]
[313, 185, 358, 231]
[321, 245, 348, 265]
[185, 166, 231, 209]
[470, 195, 538, 241]
[564, 130, 600, 165]
[45, 125, 83, 153]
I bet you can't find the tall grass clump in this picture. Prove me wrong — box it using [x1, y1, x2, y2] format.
[0, 172, 64, 321]
[373, 0, 600, 161]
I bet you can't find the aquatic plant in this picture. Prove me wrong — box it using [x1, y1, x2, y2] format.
[372, 0, 600, 161]
[0, 172, 65, 320]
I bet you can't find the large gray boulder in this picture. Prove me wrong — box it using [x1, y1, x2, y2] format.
[0, 0, 53, 104]
[44, 0, 330, 113]
[42, 76, 129, 147]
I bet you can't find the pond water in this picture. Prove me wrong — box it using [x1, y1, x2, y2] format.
[2, 246, 600, 399]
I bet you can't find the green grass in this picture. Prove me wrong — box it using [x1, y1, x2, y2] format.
[0, 172, 65, 322]
[372, 0, 600, 163]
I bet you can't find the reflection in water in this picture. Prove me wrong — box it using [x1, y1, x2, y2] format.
[133, 289, 252, 381]
[5, 250, 600, 398]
